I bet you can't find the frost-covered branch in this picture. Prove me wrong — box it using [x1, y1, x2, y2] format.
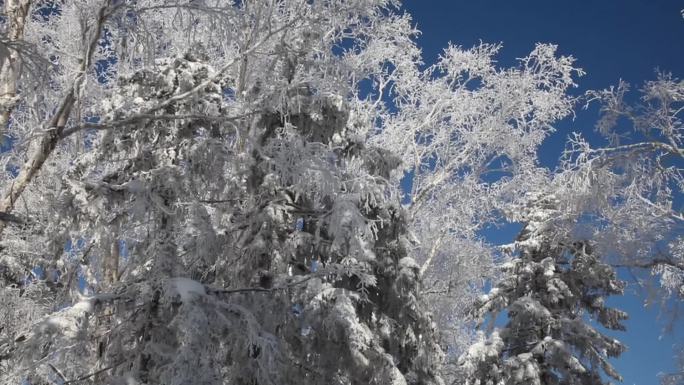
[0, 0, 117, 235]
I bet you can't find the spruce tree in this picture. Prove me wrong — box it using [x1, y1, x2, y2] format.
[458, 196, 628, 385]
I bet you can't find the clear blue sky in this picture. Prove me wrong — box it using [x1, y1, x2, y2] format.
[401, 1, 684, 384]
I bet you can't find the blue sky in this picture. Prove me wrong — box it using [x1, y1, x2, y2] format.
[401, 1, 684, 384]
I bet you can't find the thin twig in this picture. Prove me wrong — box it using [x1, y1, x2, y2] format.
[63, 360, 126, 384]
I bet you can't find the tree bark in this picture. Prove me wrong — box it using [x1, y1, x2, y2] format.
[0, 0, 32, 140]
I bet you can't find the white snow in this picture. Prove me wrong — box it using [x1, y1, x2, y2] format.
[166, 277, 206, 303]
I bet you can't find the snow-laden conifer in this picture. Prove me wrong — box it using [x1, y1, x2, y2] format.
[458, 196, 628, 385]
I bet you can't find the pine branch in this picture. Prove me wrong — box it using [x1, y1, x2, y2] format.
[612, 257, 684, 272]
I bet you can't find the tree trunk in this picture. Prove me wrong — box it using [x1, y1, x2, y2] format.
[0, 0, 31, 140]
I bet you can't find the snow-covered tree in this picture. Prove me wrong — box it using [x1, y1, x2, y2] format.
[581, 74, 684, 298]
[0, 1, 445, 384]
[456, 72, 684, 385]
[457, 195, 628, 385]
[371, 41, 582, 355]
[580, 74, 684, 385]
